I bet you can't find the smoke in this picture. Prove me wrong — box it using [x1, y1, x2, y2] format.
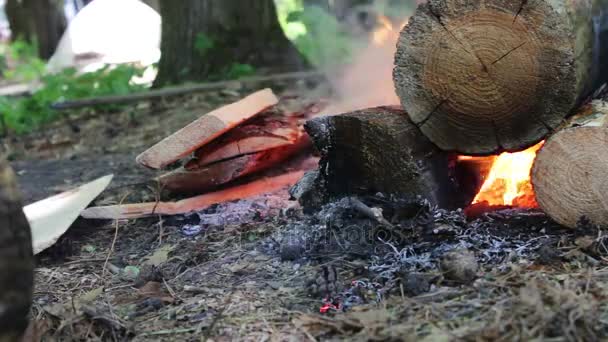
[318, 1, 418, 114]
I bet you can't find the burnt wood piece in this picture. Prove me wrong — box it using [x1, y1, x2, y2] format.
[186, 108, 307, 169]
[394, 0, 608, 155]
[532, 101, 608, 228]
[158, 136, 310, 194]
[0, 160, 34, 340]
[304, 106, 481, 209]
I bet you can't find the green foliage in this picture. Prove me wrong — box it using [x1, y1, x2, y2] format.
[276, 0, 419, 68]
[223, 63, 256, 80]
[278, 3, 355, 68]
[194, 33, 215, 57]
[2, 39, 45, 81]
[0, 65, 145, 134]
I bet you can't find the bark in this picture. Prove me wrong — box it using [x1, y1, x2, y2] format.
[304, 106, 484, 209]
[394, 0, 608, 155]
[154, 0, 308, 86]
[5, 0, 67, 59]
[0, 161, 34, 340]
[532, 100, 608, 228]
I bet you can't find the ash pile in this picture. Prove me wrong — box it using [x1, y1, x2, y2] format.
[272, 192, 607, 312]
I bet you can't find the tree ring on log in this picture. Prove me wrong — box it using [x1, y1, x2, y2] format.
[532, 126, 608, 228]
[394, 0, 577, 154]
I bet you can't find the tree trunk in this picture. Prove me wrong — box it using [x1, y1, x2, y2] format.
[5, 0, 67, 59]
[394, 0, 608, 155]
[154, 0, 307, 86]
[304, 106, 484, 209]
[142, 0, 160, 12]
[532, 100, 608, 228]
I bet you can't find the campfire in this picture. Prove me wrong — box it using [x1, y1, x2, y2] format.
[460, 142, 543, 209]
[81, 0, 608, 233]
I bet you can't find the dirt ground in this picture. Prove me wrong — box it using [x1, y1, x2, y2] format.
[8, 80, 608, 341]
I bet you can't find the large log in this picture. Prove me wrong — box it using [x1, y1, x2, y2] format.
[532, 100, 608, 228]
[394, 0, 608, 155]
[304, 106, 483, 209]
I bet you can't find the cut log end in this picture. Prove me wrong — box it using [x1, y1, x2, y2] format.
[394, 0, 578, 154]
[532, 126, 608, 228]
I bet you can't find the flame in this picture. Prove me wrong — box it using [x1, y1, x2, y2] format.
[460, 142, 543, 208]
[372, 15, 407, 45]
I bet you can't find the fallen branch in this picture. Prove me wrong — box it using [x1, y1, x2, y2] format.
[80, 171, 304, 220]
[51, 71, 324, 110]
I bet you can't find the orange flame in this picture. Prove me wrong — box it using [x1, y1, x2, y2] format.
[460, 142, 543, 208]
[372, 15, 407, 45]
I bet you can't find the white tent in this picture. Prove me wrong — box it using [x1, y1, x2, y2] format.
[47, 0, 161, 74]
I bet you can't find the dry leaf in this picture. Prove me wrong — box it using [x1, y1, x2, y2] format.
[143, 245, 174, 266]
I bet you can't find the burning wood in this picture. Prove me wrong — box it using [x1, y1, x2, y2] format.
[81, 171, 304, 220]
[80, 89, 318, 219]
[159, 135, 310, 194]
[136, 88, 279, 169]
[393, 0, 608, 155]
[157, 99, 315, 193]
[302, 106, 486, 210]
[184, 108, 308, 169]
[459, 142, 542, 209]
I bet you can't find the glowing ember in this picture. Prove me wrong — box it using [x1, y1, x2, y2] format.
[460, 142, 544, 208]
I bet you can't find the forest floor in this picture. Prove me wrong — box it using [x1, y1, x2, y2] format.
[8, 79, 608, 341]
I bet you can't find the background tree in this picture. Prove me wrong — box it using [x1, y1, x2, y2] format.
[5, 0, 67, 59]
[154, 0, 307, 86]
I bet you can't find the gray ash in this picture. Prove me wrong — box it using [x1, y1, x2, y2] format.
[273, 194, 585, 300]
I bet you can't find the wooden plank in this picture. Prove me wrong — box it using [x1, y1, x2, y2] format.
[135, 88, 279, 169]
[80, 171, 304, 220]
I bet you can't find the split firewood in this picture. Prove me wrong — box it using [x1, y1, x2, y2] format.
[532, 100, 608, 228]
[185, 108, 308, 168]
[80, 171, 304, 220]
[136, 88, 279, 169]
[394, 0, 608, 155]
[159, 135, 310, 194]
[304, 106, 485, 209]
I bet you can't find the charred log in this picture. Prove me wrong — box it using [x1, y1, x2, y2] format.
[304, 106, 482, 209]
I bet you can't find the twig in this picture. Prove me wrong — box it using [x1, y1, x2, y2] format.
[102, 192, 131, 279]
[346, 197, 393, 227]
[51, 71, 325, 110]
